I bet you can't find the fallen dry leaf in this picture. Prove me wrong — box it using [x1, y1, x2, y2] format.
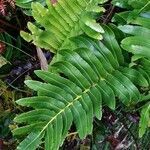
[36, 47, 48, 71]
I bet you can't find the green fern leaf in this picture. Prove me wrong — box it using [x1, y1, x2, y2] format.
[16, 0, 46, 15]
[119, 67, 149, 87]
[14, 1, 150, 148]
[119, 20, 150, 79]
[114, 9, 150, 138]
[118, 25, 150, 60]
[20, 0, 106, 52]
[17, 131, 44, 150]
[139, 103, 150, 138]
[13, 34, 145, 149]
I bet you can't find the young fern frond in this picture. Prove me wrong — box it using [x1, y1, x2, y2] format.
[13, 32, 149, 149]
[20, 0, 106, 53]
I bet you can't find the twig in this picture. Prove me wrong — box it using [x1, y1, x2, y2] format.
[0, 39, 35, 59]
[0, 19, 20, 31]
[7, 83, 32, 94]
[103, 5, 115, 24]
[0, 62, 40, 96]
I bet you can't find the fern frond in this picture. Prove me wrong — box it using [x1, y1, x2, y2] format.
[118, 15, 150, 85]
[20, 0, 106, 52]
[113, 3, 150, 138]
[13, 30, 149, 149]
[119, 25, 150, 59]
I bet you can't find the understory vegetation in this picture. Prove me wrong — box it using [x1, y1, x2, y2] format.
[0, 0, 150, 149]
